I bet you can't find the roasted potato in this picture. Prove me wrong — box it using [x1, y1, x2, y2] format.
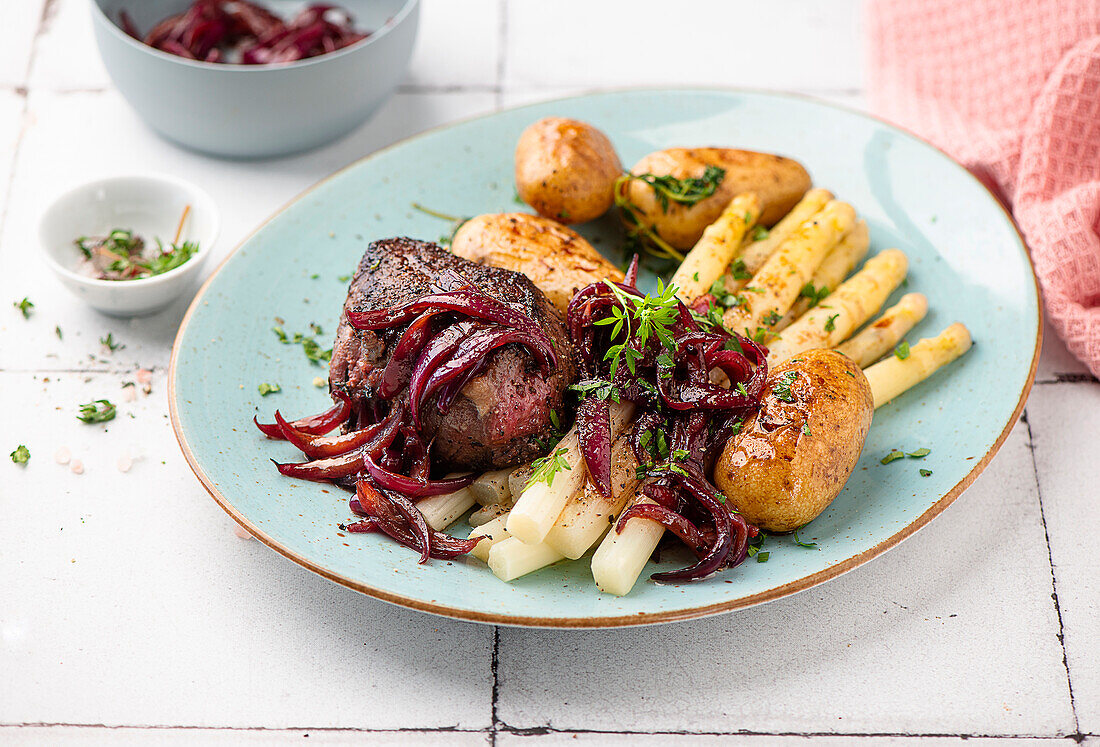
[623, 148, 811, 249]
[515, 117, 622, 225]
[714, 349, 872, 532]
[452, 212, 623, 312]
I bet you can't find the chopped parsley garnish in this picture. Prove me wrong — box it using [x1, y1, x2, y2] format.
[13, 297, 33, 318]
[569, 379, 619, 402]
[623, 165, 726, 213]
[801, 422, 811, 436]
[824, 313, 839, 333]
[100, 333, 124, 352]
[749, 225, 769, 242]
[725, 259, 752, 282]
[77, 399, 116, 424]
[272, 325, 332, 366]
[799, 281, 829, 308]
[772, 371, 798, 402]
[894, 341, 911, 360]
[258, 382, 281, 396]
[747, 532, 769, 562]
[338, 274, 351, 283]
[919, 469, 933, 477]
[527, 447, 572, 489]
[880, 449, 905, 464]
[55, 325, 62, 340]
[745, 326, 768, 344]
[761, 309, 781, 327]
[907, 448, 931, 459]
[614, 167, 726, 262]
[10, 444, 30, 464]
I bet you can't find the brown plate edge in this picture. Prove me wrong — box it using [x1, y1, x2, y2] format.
[167, 87, 1043, 629]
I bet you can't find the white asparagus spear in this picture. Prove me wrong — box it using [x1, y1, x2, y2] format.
[722, 200, 857, 333]
[764, 248, 908, 365]
[469, 467, 513, 507]
[774, 220, 870, 331]
[865, 323, 973, 408]
[506, 401, 633, 546]
[590, 497, 665, 597]
[836, 292, 929, 368]
[507, 463, 535, 501]
[468, 503, 508, 528]
[488, 537, 566, 582]
[544, 433, 641, 559]
[671, 193, 760, 302]
[468, 514, 510, 562]
[724, 188, 834, 290]
[505, 428, 586, 545]
[417, 487, 476, 532]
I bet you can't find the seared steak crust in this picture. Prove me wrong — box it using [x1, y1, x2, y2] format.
[330, 237, 576, 471]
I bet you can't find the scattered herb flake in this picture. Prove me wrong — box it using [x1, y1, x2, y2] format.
[99, 333, 124, 352]
[13, 297, 33, 318]
[338, 274, 351, 283]
[793, 531, 818, 548]
[880, 449, 905, 465]
[10, 444, 30, 464]
[919, 468, 933, 477]
[894, 341, 911, 360]
[773, 371, 798, 402]
[824, 313, 839, 333]
[258, 383, 281, 396]
[55, 325, 63, 340]
[77, 399, 116, 424]
[907, 448, 931, 459]
[750, 225, 769, 242]
[755, 551, 770, 563]
[799, 281, 829, 308]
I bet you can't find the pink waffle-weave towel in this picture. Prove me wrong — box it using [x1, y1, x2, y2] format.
[868, 0, 1100, 377]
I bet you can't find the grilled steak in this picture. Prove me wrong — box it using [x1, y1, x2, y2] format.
[330, 237, 577, 471]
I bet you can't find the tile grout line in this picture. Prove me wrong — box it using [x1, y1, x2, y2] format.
[1022, 408, 1083, 741]
[5, 723, 1094, 739]
[489, 625, 501, 746]
[494, 0, 508, 110]
[0, 0, 56, 242]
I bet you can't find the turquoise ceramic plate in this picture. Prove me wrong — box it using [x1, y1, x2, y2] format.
[170, 90, 1040, 628]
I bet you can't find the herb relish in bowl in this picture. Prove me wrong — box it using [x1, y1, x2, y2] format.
[39, 174, 219, 317]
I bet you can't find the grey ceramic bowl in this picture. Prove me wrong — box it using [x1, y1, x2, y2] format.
[90, 0, 418, 158]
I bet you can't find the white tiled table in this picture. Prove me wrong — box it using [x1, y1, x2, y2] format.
[1, 2, 1096, 744]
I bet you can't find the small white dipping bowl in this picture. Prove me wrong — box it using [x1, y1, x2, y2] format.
[39, 175, 219, 316]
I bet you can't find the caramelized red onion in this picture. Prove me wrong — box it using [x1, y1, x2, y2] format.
[122, 1, 370, 65]
[567, 256, 767, 582]
[258, 280, 552, 561]
[254, 390, 351, 439]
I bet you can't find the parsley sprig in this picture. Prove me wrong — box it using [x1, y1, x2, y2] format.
[613, 166, 726, 262]
[594, 279, 680, 379]
[526, 447, 572, 490]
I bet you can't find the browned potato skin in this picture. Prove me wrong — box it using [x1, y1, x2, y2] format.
[626, 148, 811, 249]
[714, 349, 872, 532]
[515, 117, 622, 225]
[452, 212, 623, 313]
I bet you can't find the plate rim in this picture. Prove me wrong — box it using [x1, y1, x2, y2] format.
[168, 86, 1043, 629]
